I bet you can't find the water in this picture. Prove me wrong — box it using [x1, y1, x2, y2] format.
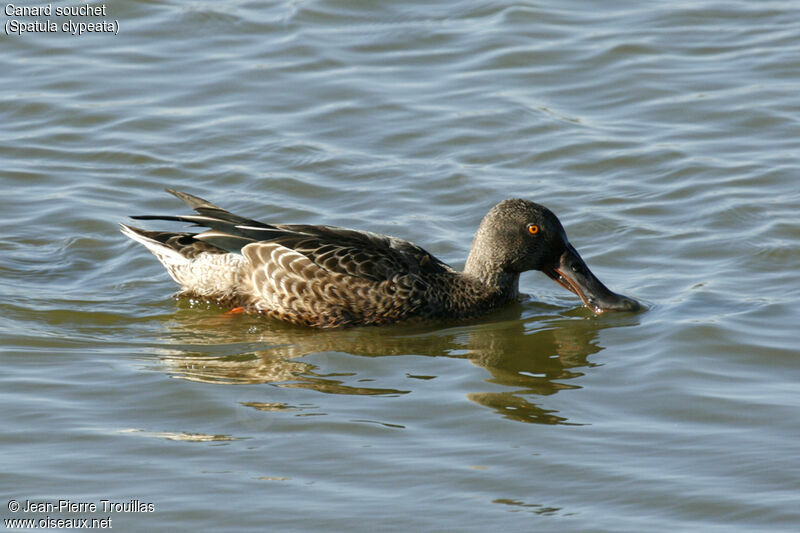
[2, 1, 799, 531]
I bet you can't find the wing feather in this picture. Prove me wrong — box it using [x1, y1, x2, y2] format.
[130, 189, 453, 283]
[260, 229, 452, 282]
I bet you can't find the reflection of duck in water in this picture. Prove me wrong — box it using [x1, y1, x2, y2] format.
[122, 189, 640, 327]
[156, 307, 640, 424]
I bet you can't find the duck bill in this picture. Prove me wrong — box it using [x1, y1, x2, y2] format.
[544, 243, 640, 313]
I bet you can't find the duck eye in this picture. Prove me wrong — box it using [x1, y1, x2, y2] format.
[526, 224, 539, 235]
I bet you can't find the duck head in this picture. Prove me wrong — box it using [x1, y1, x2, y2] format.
[465, 199, 641, 313]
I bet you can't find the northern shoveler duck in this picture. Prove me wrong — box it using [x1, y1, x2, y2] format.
[121, 190, 640, 327]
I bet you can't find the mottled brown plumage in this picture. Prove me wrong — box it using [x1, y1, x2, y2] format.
[121, 189, 640, 327]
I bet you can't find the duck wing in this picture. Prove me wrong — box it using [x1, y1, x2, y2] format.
[134, 189, 453, 283]
[235, 224, 452, 282]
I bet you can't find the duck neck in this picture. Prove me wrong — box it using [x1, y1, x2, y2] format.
[463, 251, 520, 300]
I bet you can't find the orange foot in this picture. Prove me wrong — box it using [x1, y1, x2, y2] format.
[224, 306, 246, 316]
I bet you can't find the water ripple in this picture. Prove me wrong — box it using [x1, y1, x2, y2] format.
[2, 0, 800, 530]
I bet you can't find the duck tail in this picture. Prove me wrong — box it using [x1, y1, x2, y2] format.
[120, 224, 191, 263]
[128, 189, 284, 248]
[120, 223, 248, 298]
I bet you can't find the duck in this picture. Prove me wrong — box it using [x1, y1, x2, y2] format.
[120, 189, 640, 327]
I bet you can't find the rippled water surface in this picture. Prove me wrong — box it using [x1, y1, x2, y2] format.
[2, 1, 799, 531]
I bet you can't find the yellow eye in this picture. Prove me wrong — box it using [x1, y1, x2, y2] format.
[527, 224, 539, 235]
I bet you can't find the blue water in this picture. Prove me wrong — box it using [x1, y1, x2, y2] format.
[2, 1, 799, 531]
